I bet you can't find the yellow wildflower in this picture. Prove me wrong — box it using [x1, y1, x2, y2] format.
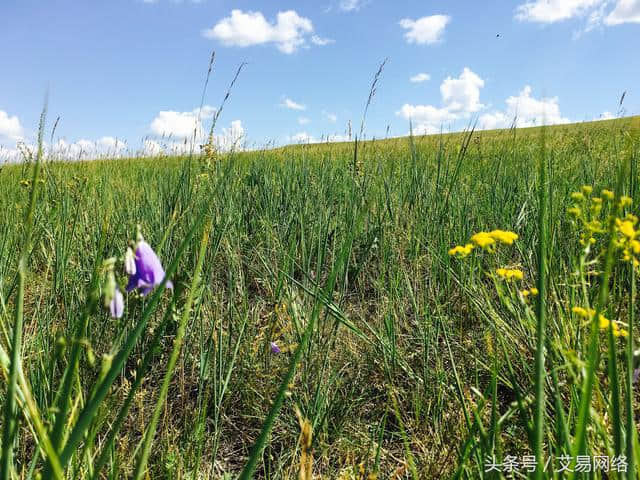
[581, 185, 593, 196]
[571, 192, 585, 202]
[616, 219, 636, 239]
[496, 268, 524, 281]
[471, 232, 495, 250]
[620, 196, 633, 207]
[530, 287, 539, 296]
[597, 315, 627, 337]
[572, 306, 595, 318]
[488, 230, 518, 245]
[448, 243, 474, 258]
[602, 189, 614, 200]
[567, 206, 581, 217]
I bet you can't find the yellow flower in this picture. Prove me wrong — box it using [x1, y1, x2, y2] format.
[581, 185, 593, 196]
[496, 268, 524, 281]
[567, 206, 581, 217]
[616, 327, 629, 338]
[598, 314, 611, 329]
[616, 219, 637, 239]
[630, 240, 640, 255]
[521, 289, 530, 297]
[572, 306, 595, 318]
[571, 192, 585, 202]
[602, 189, 614, 200]
[448, 243, 474, 258]
[530, 287, 539, 296]
[488, 229, 518, 245]
[471, 232, 495, 250]
[597, 315, 628, 337]
[620, 196, 633, 207]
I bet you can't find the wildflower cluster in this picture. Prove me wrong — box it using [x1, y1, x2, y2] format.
[572, 306, 628, 338]
[448, 229, 518, 257]
[568, 185, 639, 268]
[566, 185, 610, 247]
[496, 268, 524, 281]
[615, 214, 640, 268]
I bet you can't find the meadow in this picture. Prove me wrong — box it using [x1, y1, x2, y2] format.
[1, 115, 640, 478]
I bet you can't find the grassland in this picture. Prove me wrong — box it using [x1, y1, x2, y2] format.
[1, 116, 640, 478]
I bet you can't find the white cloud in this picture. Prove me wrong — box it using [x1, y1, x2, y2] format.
[479, 86, 569, 129]
[325, 133, 350, 142]
[149, 105, 215, 139]
[281, 98, 306, 111]
[410, 73, 431, 83]
[144, 119, 244, 154]
[203, 9, 326, 54]
[298, 116, 310, 125]
[311, 35, 334, 45]
[397, 104, 456, 134]
[215, 120, 245, 151]
[397, 67, 484, 134]
[323, 111, 338, 122]
[598, 111, 615, 120]
[477, 112, 510, 130]
[515, 0, 604, 22]
[399, 15, 450, 45]
[605, 0, 640, 24]
[290, 132, 316, 143]
[339, 0, 365, 11]
[440, 67, 484, 113]
[0, 110, 24, 142]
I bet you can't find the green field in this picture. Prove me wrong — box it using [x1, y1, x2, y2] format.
[1, 116, 640, 478]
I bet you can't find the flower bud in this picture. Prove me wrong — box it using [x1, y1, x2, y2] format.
[125, 247, 136, 275]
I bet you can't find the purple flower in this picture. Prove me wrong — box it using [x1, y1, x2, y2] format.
[125, 240, 173, 296]
[110, 288, 124, 319]
[270, 341, 281, 354]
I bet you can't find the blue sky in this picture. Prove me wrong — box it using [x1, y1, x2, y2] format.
[1, 0, 639, 159]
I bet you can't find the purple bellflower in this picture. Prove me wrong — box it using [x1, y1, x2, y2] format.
[270, 341, 281, 354]
[125, 240, 173, 296]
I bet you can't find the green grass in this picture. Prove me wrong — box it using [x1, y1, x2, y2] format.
[0, 115, 639, 478]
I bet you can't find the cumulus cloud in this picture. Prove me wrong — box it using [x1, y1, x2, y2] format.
[149, 105, 215, 139]
[397, 67, 484, 134]
[397, 104, 456, 134]
[598, 111, 615, 120]
[399, 15, 450, 45]
[281, 98, 306, 111]
[515, 0, 640, 26]
[515, 0, 603, 22]
[605, 0, 640, 24]
[440, 68, 484, 113]
[143, 119, 245, 155]
[216, 120, 245, 151]
[298, 116, 310, 125]
[0, 110, 24, 142]
[1, 136, 129, 163]
[479, 86, 569, 129]
[290, 132, 316, 143]
[410, 73, 431, 83]
[203, 9, 328, 54]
